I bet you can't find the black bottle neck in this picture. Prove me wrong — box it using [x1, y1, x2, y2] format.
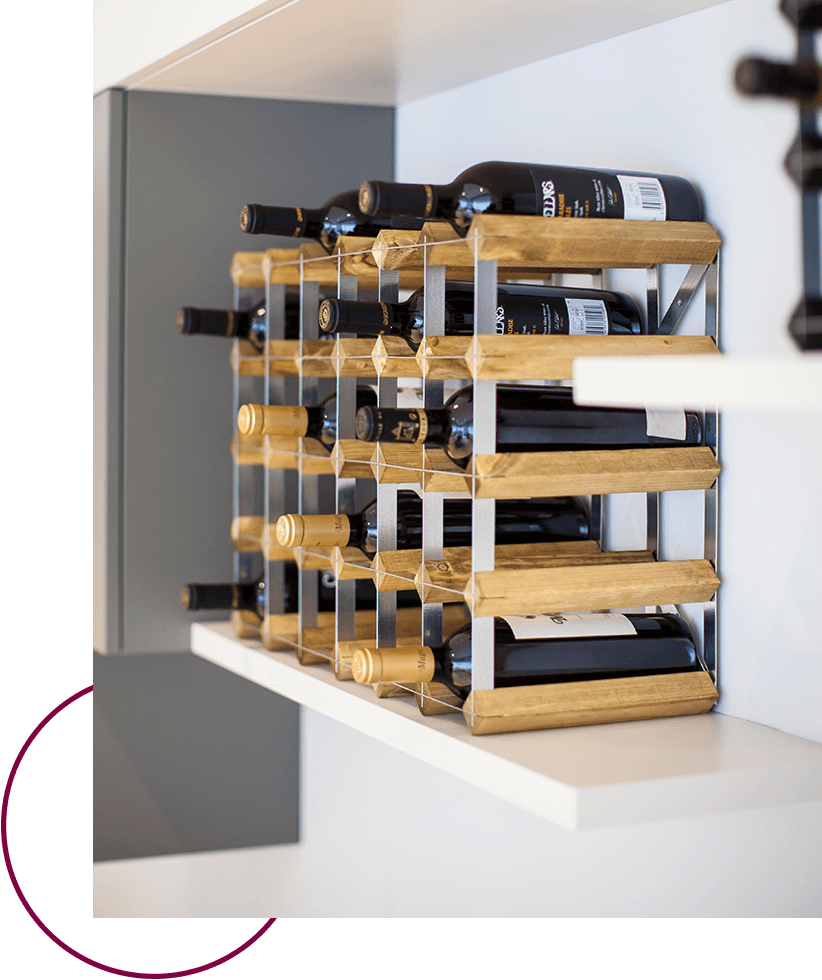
[181, 580, 260, 612]
[318, 296, 419, 345]
[359, 180, 451, 221]
[178, 307, 252, 339]
[242, 191, 426, 253]
[303, 386, 377, 447]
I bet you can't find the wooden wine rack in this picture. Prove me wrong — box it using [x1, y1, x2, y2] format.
[230, 214, 721, 734]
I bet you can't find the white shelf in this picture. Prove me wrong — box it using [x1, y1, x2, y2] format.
[191, 622, 822, 830]
[573, 353, 822, 412]
[109, 0, 731, 105]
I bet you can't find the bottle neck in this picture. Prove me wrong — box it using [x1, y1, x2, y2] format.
[318, 297, 418, 344]
[275, 512, 353, 549]
[358, 179, 491, 235]
[180, 581, 259, 612]
[177, 307, 251, 339]
[351, 646, 436, 686]
[237, 404, 309, 438]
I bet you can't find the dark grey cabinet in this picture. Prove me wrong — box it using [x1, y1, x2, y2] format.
[93, 88, 395, 858]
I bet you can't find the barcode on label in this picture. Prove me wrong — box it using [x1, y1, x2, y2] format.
[616, 175, 667, 221]
[565, 298, 608, 335]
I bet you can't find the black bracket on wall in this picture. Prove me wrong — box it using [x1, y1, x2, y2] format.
[734, 0, 822, 350]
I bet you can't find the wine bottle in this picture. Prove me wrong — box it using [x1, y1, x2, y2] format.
[275, 489, 590, 558]
[181, 564, 330, 619]
[181, 564, 421, 617]
[358, 161, 702, 237]
[351, 612, 700, 701]
[239, 189, 426, 254]
[355, 384, 701, 468]
[238, 386, 378, 452]
[318, 281, 641, 350]
[177, 296, 301, 350]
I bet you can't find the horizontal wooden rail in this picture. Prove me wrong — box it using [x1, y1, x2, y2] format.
[370, 223, 596, 276]
[372, 336, 421, 378]
[232, 433, 334, 473]
[417, 545, 652, 604]
[462, 558, 719, 617]
[373, 539, 602, 594]
[332, 439, 376, 478]
[461, 334, 718, 381]
[463, 671, 719, 735]
[468, 215, 721, 268]
[473, 447, 720, 498]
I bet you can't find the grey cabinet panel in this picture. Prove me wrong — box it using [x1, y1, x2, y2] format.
[94, 89, 395, 655]
[93, 89, 394, 860]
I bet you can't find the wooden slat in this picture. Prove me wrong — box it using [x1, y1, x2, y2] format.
[416, 336, 474, 379]
[298, 338, 336, 377]
[331, 439, 376, 478]
[299, 447, 337, 475]
[231, 431, 267, 466]
[463, 671, 719, 735]
[371, 335, 421, 377]
[415, 681, 464, 716]
[473, 447, 720, 498]
[330, 547, 375, 580]
[370, 223, 592, 276]
[230, 251, 266, 288]
[230, 517, 294, 560]
[266, 246, 339, 287]
[465, 334, 720, 381]
[230, 339, 300, 376]
[291, 545, 336, 570]
[374, 540, 601, 594]
[333, 235, 378, 278]
[464, 558, 719, 617]
[264, 609, 407, 665]
[422, 447, 471, 492]
[230, 610, 262, 640]
[468, 215, 721, 268]
[418, 545, 651, 604]
[334, 337, 378, 377]
[370, 443, 424, 484]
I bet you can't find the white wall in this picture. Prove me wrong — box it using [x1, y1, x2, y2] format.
[94, 0, 822, 918]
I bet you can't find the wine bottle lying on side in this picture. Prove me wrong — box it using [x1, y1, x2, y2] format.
[355, 384, 701, 468]
[274, 490, 590, 558]
[181, 564, 424, 619]
[358, 160, 702, 236]
[178, 296, 300, 349]
[239, 189, 425, 253]
[351, 612, 701, 702]
[237, 386, 378, 453]
[318, 281, 642, 350]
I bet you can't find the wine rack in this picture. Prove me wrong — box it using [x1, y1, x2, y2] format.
[230, 215, 721, 734]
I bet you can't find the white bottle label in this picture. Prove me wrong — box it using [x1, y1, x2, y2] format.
[501, 612, 637, 640]
[616, 175, 667, 221]
[564, 298, 608, 335]
[645, 407, 687, 441]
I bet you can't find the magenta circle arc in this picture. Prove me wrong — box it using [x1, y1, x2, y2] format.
[2, 685, 276, 978]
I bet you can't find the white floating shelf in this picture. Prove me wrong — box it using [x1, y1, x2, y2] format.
[109, 0, 732, 105]
[192, 622, 822, 830]
[573, 353, 822, 412]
